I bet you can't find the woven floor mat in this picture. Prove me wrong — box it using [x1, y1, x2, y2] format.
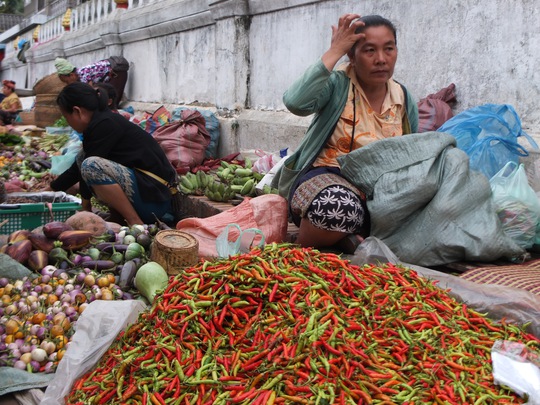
[460, 258, 540, 295]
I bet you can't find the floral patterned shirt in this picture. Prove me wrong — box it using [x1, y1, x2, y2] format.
[78, 59, 112, 84]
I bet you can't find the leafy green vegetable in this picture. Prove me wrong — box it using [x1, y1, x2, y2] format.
[0, 133, 23, 146]
[52, 116, 69, 127]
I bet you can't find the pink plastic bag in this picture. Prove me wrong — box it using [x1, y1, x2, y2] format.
[176, 194, 288, 258]
[153, 109, 211, 175]
[252, 149, 279, 174]
[417, 83, 457, 132]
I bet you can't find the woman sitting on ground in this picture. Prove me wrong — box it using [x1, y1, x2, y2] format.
[45, 82, 177, 226]
[0, 80, 22, 125]
[272, 13, 419, 253]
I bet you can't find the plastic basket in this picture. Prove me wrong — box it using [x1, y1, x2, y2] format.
[0, 202, 81, 235]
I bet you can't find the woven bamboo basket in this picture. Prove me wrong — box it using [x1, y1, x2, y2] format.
[33, 73, 65, 95]
[34, 94, 63, 128]
[150, 230, 199, 275]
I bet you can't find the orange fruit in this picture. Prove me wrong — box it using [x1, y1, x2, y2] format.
[50, 324, 64, 337]
[31, 312, 46, 325]
[46, 295, 58, 305]
[106, 273, 116, 284]
[97, 276, 110, 288]
[54, 335, 69, 349]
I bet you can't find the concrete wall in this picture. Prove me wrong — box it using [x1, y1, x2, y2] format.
[2, 0, 539, 156]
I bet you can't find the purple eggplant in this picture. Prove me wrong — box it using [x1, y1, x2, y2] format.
[81, 259, 117, 271]
[118, 260, 138, 290]
[95, 243, 129, 255]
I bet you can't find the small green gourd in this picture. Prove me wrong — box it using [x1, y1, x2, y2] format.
[134, 261, 168, 303]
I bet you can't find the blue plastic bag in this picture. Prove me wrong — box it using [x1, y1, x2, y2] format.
[438, 104, 538, 179]
[468, 136, 529, 180]
[216, 223, 265, 258]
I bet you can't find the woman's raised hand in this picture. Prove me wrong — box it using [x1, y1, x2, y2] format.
[322, 13, 365, 71]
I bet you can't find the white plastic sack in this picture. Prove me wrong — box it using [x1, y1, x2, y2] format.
[40, 300, 147, 405]
[490, 162, 540, 249]
[492, 340, 540, 404]
[255, 155, 289, 195]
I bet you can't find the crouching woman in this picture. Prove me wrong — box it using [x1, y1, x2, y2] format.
[46, 82, 177, 226]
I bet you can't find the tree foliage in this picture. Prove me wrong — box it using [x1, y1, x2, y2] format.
[0, 0, 24, 15]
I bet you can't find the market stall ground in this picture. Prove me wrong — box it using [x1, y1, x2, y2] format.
[3, 176, 540, 404]
[3, 112, 540, 403]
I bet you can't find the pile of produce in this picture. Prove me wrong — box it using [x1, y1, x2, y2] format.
[67, 244, 539, 404]
[1, 146, 53, 192]
[0, 270, 121, 373]
[0, 214, 159, 374]
[179, 156, 278, 202]
[1, 118, 74, 192]
[0, 213, 154, 272]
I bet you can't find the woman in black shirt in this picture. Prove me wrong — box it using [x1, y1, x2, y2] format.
[48, 82, 177, 226]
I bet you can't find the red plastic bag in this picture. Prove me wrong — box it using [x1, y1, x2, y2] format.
[417, 83, 457, 132]
[176, 194, 289, 258]
[153, 109, 211, 175]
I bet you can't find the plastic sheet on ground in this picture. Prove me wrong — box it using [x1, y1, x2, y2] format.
[0, 253, 34, 280]
[0, 368, 53, 398]
[40, 300, 147, 405]
[5, 191, 81, 204]
[349, 237, 540, 339]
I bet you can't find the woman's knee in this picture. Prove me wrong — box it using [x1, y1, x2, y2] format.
[306, 187, 367, 233]
[80, 156, 115, 184]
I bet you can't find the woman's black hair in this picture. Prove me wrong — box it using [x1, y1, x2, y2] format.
[94, 82, 118, 110]
[350, 15, 397, 54]
[56, 82, 109, 113]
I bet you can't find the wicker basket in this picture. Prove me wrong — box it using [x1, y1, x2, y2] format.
[18, 110, 35, 125]
[34, 94, 63, 128]
[150, 230, 199, 275]
[33, 73, 65, 95]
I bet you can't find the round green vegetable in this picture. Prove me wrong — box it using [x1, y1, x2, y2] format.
[134, 261, 168, 303]
[124, 242, 145, 261]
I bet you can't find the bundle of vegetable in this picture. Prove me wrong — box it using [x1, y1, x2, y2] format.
[66, 245, 540, 404]
[34, 133, 71, 154]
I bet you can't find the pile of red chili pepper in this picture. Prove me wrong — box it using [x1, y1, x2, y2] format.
[66, 243, 540, 404]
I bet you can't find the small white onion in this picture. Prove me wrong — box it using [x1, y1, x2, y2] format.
[41, 265, 57, 277]
[31, 348, 48, 363]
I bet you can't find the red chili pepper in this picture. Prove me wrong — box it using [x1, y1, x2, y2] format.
[121, 385, 138, 401]
[97, 388, 116, 404]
